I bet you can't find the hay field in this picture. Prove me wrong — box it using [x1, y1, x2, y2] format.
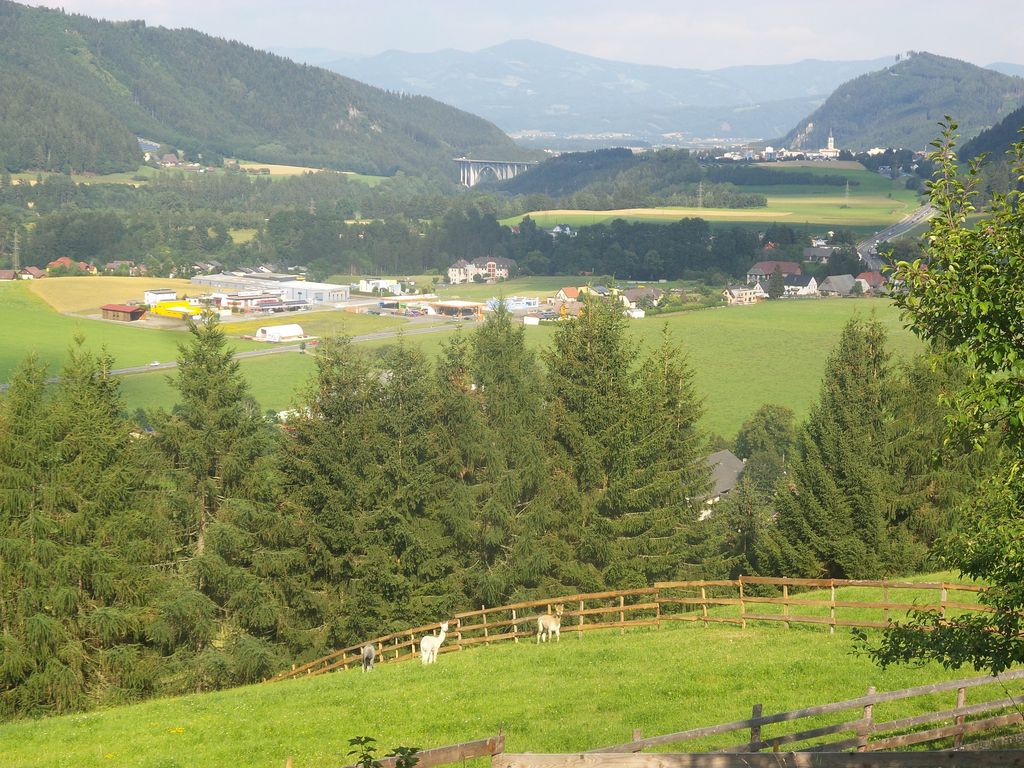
[235, 161, 323, 176]
[29, 277, 196, 314]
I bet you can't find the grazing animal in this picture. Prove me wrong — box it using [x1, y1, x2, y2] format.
[361, 643, 375, 672]
[420, 622, 449, 664]
[536, 604, 564, 643]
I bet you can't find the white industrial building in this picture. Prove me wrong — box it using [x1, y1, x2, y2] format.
[254, 324, 305, 343]
[143, 288, 178, 306]
[191, 274, 349, 304]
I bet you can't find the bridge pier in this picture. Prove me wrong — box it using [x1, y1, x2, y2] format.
[454, 157, 537, 188]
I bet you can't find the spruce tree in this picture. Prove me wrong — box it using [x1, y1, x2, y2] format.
[151, 314, 309, 688]
[759, 318, 891, 578]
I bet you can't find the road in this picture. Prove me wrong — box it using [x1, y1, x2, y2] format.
[857, 204, 935, 271]
[0, 320, 465, 391]
[107, 320, 463, 376]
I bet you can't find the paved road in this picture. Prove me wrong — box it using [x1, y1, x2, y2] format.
[857, 204, 935, 271]
[0, 320, 466, 391]
[108, 321, 463, 376]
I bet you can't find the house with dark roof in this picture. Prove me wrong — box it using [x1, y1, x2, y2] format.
[818, 274, 857, 296]
[620, 287, 663, 309]
[701, 449, 745, 517]
[747, 260, 801, 284]
[20, 266, 45, 280]
[0, 269, 17, 281]
[783, 274, 818, 297]
[802, 246, 836, 263]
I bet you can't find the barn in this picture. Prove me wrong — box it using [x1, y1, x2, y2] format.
[254, 324, 305, 342]
[101, 304, 146, 322]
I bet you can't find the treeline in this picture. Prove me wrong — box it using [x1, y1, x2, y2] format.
[704, 166, 857, 187]
[0, 307, 989, 719]
[0, 302, 710, 717]
[0, 178, 766, 281]
[489, 148, 767, 211]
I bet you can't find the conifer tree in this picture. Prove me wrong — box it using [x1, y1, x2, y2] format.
[468, 304, 571, 602]
[150, 314, 309, 687]
[758, 318, 891, 578]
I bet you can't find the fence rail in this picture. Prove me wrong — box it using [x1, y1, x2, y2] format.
[270, 577, 989, 682]
[593, 669, 1024, 756]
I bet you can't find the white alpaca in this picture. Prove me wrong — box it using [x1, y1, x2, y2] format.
[536, 605, 564, 643]
[361, 643, 375, 672]
[420, 621, 449, 664]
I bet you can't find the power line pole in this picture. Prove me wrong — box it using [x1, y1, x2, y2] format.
[12, 228, 19, 272]
[698, 179, 704, 209]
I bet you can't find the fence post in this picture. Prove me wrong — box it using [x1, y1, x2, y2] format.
[883, 582, 890, 626]
[941, 584, 949, 620]
[750, 703, 762, 752]
[482, 606, 488, 645]
[954, 686, 967, 748]
[619, 594, 626, 635]
[578, 599, 584, 639]
[512, 609, 518, 643]
[739, 576, 746, 630]
[456, 617, 463, 649]
[783, 583, 790, 630]
[857, 686, 876, 751]
[406, 632, 413, 660]
[700, 585, 709, 627]
[286, 757, 293, 768]
[655, 590, 661, 630]
[632, 728, 643, 751]
[829, 581, 836, 635]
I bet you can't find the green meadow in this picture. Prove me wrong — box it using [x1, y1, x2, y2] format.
[0, 581, 1012, 768]
[2, 280, 918, 438]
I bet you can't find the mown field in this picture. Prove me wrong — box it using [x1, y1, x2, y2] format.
[504, 166, 922, 231]
[2, 279, 918, 438]
[29, 276, 196, 314]
[0, 575, 1011, 768]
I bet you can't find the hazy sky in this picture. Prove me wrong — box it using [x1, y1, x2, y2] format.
[31, 1, 1024, 69]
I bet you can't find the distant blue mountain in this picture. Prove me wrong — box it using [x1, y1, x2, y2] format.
[324, 40, 893, 143]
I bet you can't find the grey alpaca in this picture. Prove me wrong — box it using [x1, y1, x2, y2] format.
[361, 643, 375, 672]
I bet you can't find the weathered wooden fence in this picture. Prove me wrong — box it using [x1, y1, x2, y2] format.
[496, 752, 1024, 767]
[271, 577, 988, 682]
[593, 669, 1024, 754]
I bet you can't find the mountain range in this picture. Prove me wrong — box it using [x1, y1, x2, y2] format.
[324, 40, 895, 145]
[0, 1, 534, 176]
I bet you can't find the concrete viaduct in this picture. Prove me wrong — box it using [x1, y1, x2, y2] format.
[454, 157, 538, 188]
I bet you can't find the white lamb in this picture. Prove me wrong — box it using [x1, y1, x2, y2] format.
[419, 621, 449, 664]
[536, 605, 564, 643]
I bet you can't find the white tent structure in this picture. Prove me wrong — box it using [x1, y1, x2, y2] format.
[255, 324, 305, 343]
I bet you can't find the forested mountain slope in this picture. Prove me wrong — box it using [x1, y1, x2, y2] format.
[780, 52, 1024, 152]
[0, 1, 534, 176]
[961, 103, 1024, 159]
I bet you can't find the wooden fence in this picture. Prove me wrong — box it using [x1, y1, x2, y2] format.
[592, 668, 1024, 754]
[271, 577, 989, 682]
[496, 752, 1024, 767]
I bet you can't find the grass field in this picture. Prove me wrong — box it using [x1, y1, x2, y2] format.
[29, 277, 196, 314]
[504, 167, 923, 231]
[223, 309, 412, 339]
[0, 577, 1013, 768]
[3, 278, 918, 438]
[0, 282, 263, 378]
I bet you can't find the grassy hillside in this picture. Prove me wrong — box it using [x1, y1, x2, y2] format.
[0, 602, 1012, 768]
[781, 52, 1024, 151]
[0, 0, 536, 176]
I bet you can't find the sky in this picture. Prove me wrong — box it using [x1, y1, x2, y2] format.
[31, 1, 1024, 70]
